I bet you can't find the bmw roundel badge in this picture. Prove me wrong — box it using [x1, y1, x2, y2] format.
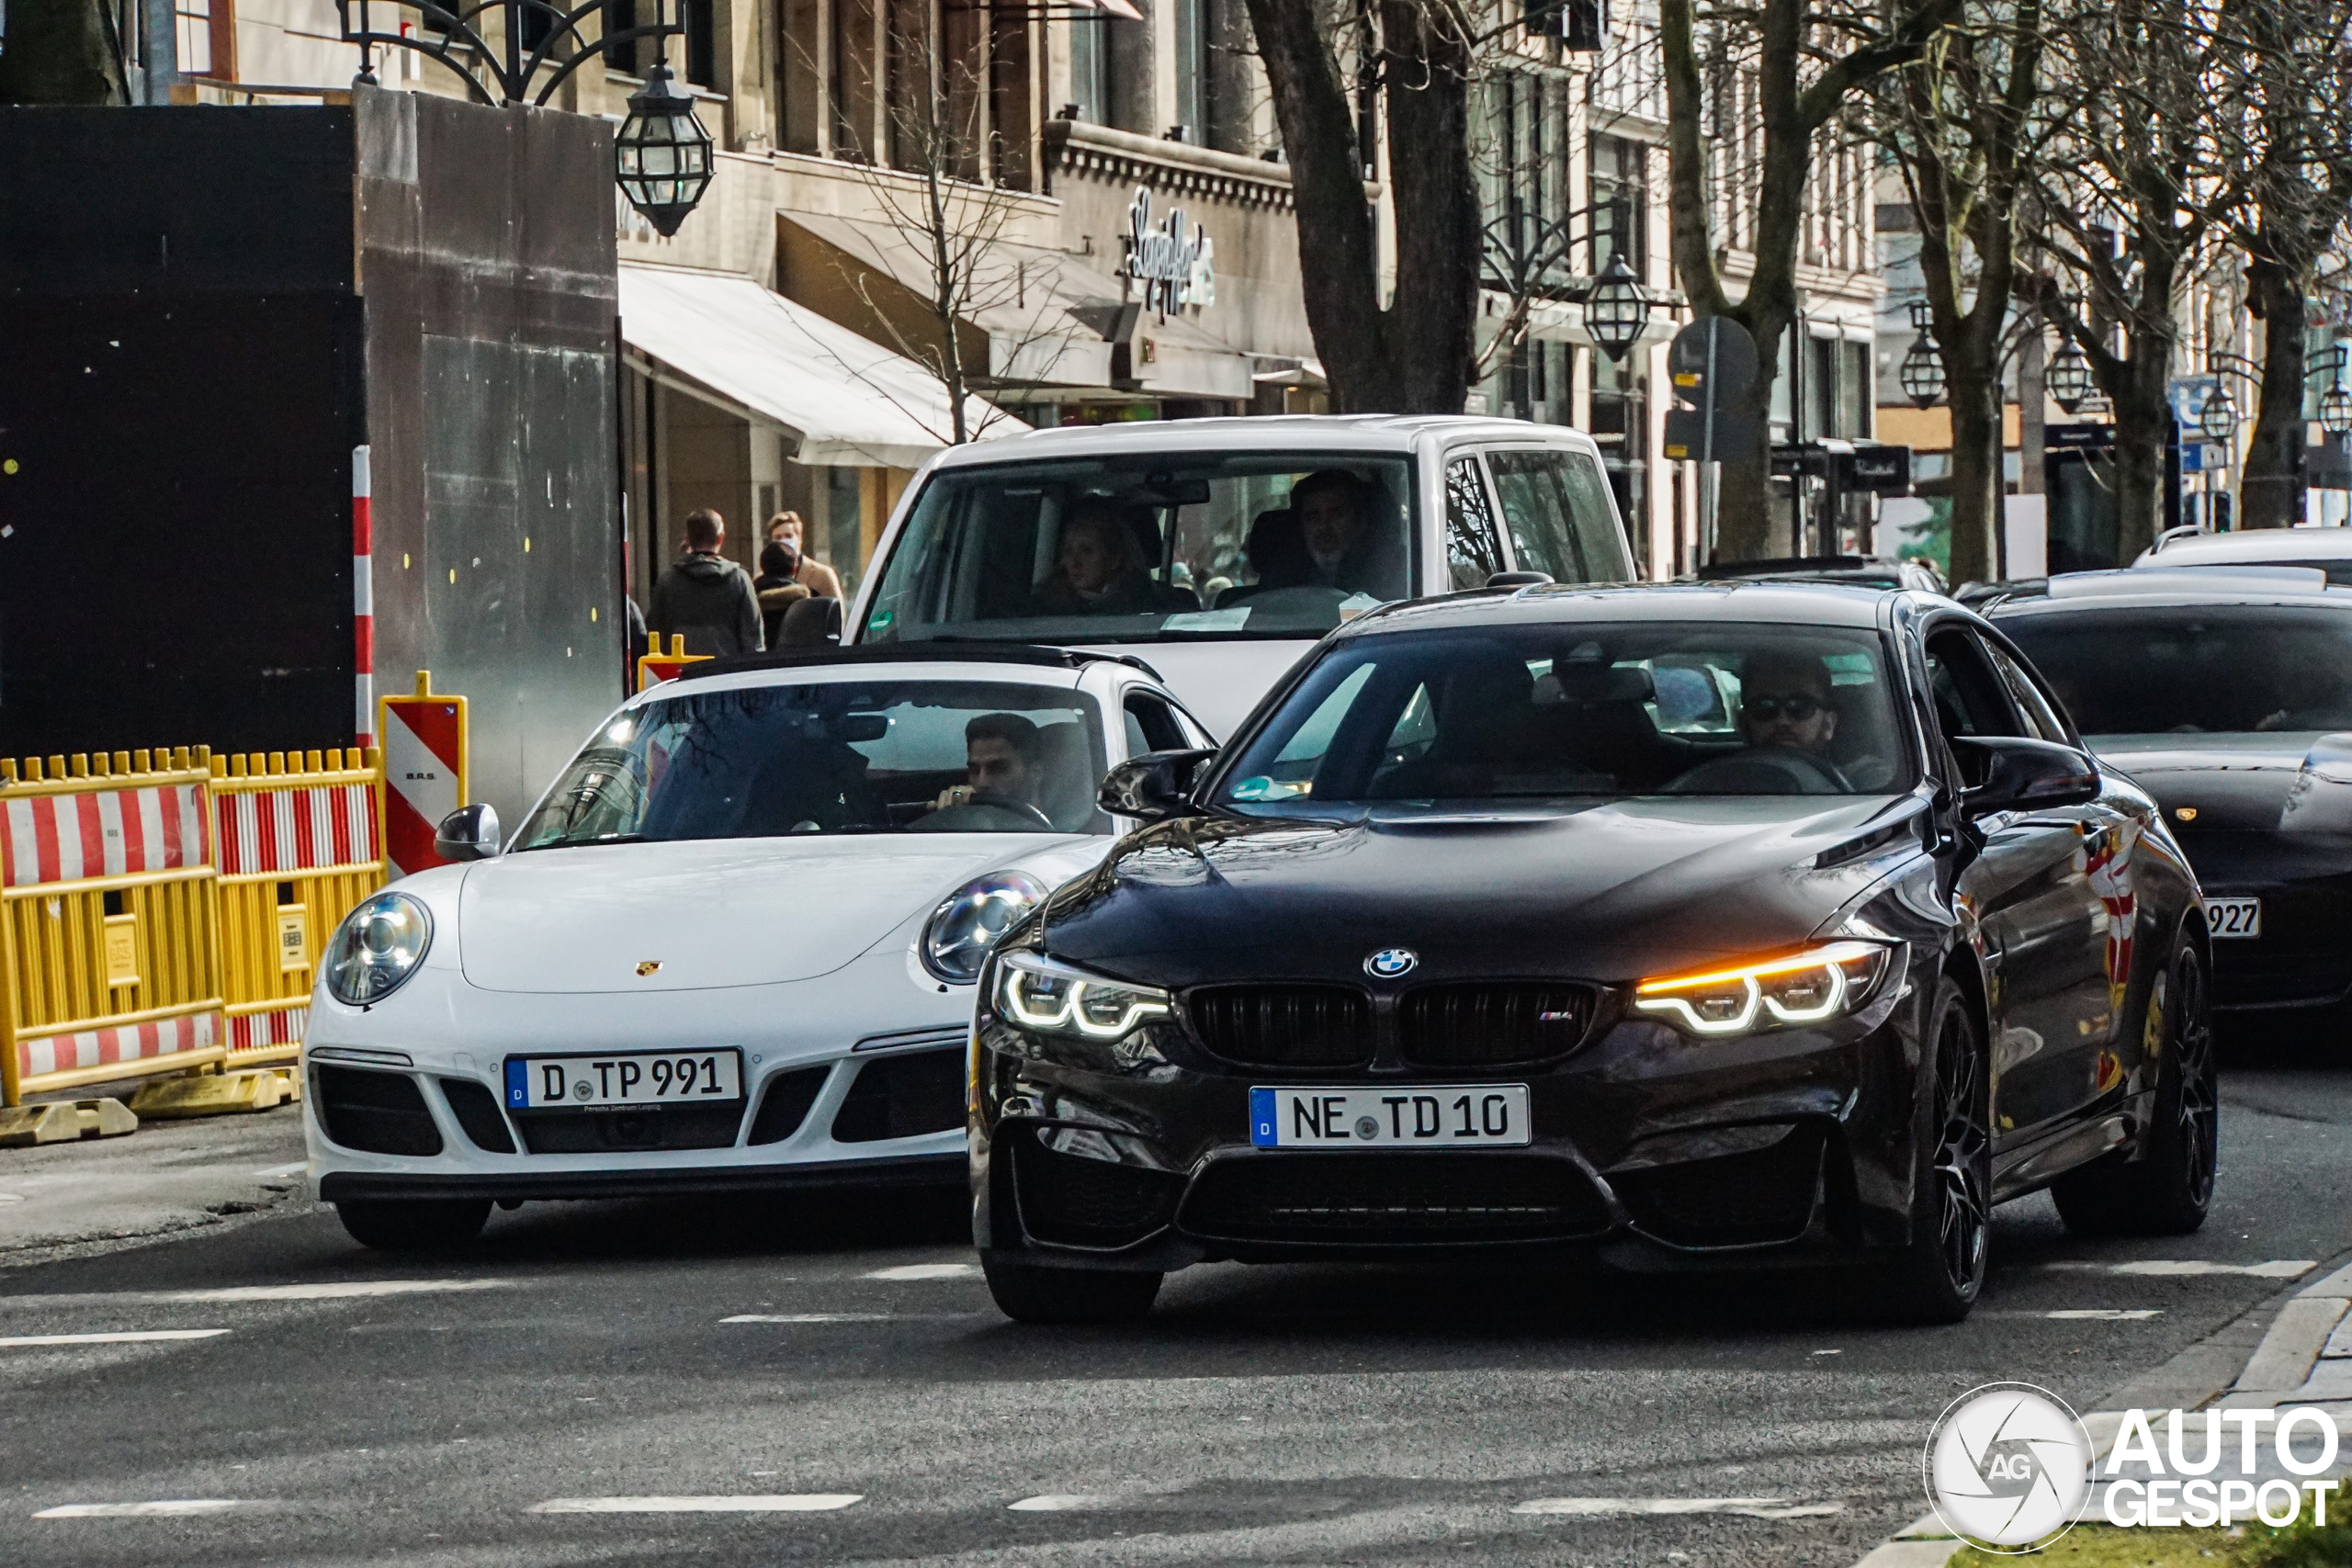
[1364, 947, 1419, 979]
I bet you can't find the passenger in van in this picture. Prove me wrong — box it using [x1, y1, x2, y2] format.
[1033, 502, 1190, 616]
[1216, 508, 1312, 608]
[1294, 470, 1391, 596]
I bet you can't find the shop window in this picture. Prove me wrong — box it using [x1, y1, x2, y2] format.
[175, 0, 227, 76]
[1589, 134, 1646, 272]
[1808, 336, 1837, 443]
[1104, 1, 1153, 134]
[604, 0, 639, 74]
[1589, 346, 1647, 562]
[777, 0, 822, 152]
[683, 0, 718, 89]
[1841, 341, 1872, 439]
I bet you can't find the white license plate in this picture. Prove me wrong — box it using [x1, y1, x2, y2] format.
[1249, 1085, 1531, 1149]
[504, 1050, 743, 1110]
[2205, 897, 2262, 939]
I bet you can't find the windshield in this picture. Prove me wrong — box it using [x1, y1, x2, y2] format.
[2002, 605, 2352, 734]
[1214, 622, 1913, 807]
[860, 452, 1421, 646]
[514, 680, 1111, 847]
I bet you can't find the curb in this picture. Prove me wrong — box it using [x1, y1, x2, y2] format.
[1845, 1255, 2352, 1567]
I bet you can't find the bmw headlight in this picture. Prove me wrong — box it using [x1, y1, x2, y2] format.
[992, 951, 1170, 1041]
[922, 872, 1048, 984]
[323, 891, 434, 1007]
[1634, 941, 1891, 1037]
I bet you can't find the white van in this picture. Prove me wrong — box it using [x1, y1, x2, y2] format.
[844, 415, 1634, 736]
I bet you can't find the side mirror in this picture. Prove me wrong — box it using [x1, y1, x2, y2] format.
[1950, 736, 2099, 816]
[434, 803, 503, 862]
[1487, 570, 1554, 589]
[1098, 748, 1216, 822]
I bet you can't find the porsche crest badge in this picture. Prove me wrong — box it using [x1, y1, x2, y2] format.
[636, 960, 662, 977]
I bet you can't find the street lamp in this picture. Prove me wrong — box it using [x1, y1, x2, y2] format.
[2199, 383, 2239, 446]
[2047, 343, 2096, 414]
[1581, 251, 1654, 363]
[1899, 333, 1945, 409]
[616, 62, 715, 237]
[2321, 382, 2352, 437]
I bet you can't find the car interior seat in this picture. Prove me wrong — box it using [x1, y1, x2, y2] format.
[1032, 720, 1105, 830]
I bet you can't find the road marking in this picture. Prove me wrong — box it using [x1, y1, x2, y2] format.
[2041, 1259, 2313, 1278]
[0, 1192, 23, 1203]
[254, 1163, 308, 1179]
[865, 1264, 978, 1281]
[1513, 1497, 1844, 1519]
[35, 1500, 240, 1517]
[1, 1330, 230, 1348]
[1009, 1495, 1122, 1512]
[2047, 1309, 2163, 1321]
[167, 1280, 514, 1302]
[723, 1314, 898, 1325]
[529, 1495, 863, 1514]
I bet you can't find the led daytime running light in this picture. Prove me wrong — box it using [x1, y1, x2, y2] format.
[1634, 941, 1887, 1036]
[996, 953, 1170, 1041]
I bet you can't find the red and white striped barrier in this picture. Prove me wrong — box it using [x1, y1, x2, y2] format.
[379, 675, 468, 880]
[354, 446, 375, 750]
[20, 1011, 217, 1082]
[2, 784, 209, 886]
[214, 781, 379, 876]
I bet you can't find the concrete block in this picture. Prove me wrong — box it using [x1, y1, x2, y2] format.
[0, 1098, 139, 1147]
[129, 1070, 286, 1120]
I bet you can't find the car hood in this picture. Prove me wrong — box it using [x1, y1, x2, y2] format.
[458, 835, 1089, 993]
[1037, 795, 1921, 988]
[2089, 732, 2352, 833]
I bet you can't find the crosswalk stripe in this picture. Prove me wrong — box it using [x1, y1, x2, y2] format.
[1, 1330, 229, 1348]
[1513, 1497, 1845, 1518]
[36, 1501, 240, 1518]
[529, 1495, 863, 1514]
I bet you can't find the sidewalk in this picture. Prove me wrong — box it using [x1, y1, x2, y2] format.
[0, 1104, 310, 1266]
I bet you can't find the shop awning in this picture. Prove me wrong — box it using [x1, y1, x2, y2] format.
[618, 263, 1025, 470]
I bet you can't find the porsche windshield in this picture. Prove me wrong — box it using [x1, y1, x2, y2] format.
[858, 453, 1429, 646]
[514, 681, 1111, 847]
[1215, 623, 1913, 807]
[2002, 604, 2352, 734]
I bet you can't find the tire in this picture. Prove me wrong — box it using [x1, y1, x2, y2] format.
[981, 1251, 1161, 1324]
[2052, 939, 2218, 1236]
[1874, 975, 1992, 1325]
[334, 1198, 492, 1251]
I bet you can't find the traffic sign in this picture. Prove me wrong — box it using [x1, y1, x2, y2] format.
[1661, 317, 1762, 466]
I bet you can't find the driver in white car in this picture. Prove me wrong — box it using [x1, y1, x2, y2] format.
[1738, 651, 1841, 759]
[931, 713, 1047, 816]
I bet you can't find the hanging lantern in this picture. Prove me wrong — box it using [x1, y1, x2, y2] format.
[616, 62, 715, 238]
[1581, 252, 1653, 363]
[2047, 343, 2095, 413]
[1899, 333, 1946, 410]
[2320, 382, 2352, 437]
[2199, 384, 2239, 446]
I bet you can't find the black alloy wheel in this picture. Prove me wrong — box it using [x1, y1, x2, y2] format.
[2052, 939, 2218, 1235]
[334, 1198, 492, 1251]
[980, 1251, 1162, 1324]
[1878, 976, 1991, 1324]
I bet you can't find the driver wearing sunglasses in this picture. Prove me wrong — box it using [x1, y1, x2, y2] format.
[1738, 651, 1841, 759]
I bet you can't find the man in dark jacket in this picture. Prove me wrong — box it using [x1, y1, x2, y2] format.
[649, 509, 763, 658]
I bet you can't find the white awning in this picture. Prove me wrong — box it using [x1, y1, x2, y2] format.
[618, 263, 1025, 470]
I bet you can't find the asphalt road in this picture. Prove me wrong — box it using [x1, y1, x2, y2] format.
[4, 1057, 2351, 1568]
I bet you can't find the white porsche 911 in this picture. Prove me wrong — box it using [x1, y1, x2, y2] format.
[302, 648, 1215, 1249]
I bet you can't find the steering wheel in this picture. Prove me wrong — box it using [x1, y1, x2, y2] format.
[911, 789, 1058, 832]
[1662, 747, 1852, 795]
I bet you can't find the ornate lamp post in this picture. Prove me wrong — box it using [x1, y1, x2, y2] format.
[1581, 251, 1654, 364]
[2047, 343, 2096, 414]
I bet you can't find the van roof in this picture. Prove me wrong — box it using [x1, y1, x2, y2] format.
[922, 414, 1600, 468]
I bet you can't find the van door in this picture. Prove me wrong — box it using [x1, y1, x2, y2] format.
[1442, 455, 1509, 591]
[1481, 447, 1635, 582]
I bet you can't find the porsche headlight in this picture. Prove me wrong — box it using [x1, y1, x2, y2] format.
[992, 951, 1170, 1041]
[323, 891, 434, 1007]
[1634, 941, 1891, 1037]
[922, 872, 1047, 984]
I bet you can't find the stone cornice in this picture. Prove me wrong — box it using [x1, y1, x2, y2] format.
[1040, 119, 1299, 212]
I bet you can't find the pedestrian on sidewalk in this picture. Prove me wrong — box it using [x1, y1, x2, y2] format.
[754, 540, 812, 650]
[767, 511, 846, 601]
[650, 509, 763, 658]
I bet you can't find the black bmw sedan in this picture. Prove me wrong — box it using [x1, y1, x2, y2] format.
[970, 583, 2216, 1325]
[1992, 569, 2352, 1019]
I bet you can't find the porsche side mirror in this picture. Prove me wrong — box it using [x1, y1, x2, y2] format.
[435, 803, 503, 862]
[1951, 736, 2100, 817]
[1099, 749, 1216, 822]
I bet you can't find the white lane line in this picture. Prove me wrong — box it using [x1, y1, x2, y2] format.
[1009, 1495, 1123, 1512]
[723, 1314, 898, 1325]
[1, 1330, 230, 1348]
[1514, 1497, 1844, 1519]
[168, 1280, 514, 1302]
[864, 1263, 978, 1281]
[254, 1162, 309, 1179]
[0, 1192, 23, 1204]
[36, 1500, 240, 1518]
[2047, 1309, 2163, 1321]
[2041, 1259, 2314, 1278]
[529, 1495, 863, 1514]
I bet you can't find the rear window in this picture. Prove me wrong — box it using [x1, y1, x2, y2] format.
[2001, 604, 2352, 735]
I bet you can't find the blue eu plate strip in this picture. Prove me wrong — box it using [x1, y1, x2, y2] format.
[1250, 1087, 1278, 1147]
[504, 1058, 528, 1108]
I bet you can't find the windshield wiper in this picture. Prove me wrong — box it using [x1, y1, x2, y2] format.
[518, 831, 648, 852]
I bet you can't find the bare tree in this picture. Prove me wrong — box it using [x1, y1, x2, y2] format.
[1876, 0, 2050, 582]
[1659, 0, 1964, 560]
[1243, 0, 1483, 413]
[0, 0, 130, 102]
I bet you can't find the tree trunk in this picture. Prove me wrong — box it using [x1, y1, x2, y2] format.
[1946, 377, 2002, 584]
[2241, 255, 2308, 531]
[2110, 355, 2174, 561]
[0, 0, 125, 104]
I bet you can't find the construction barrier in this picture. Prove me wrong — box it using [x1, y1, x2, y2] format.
[379, 671, 468, 880]
[211, 749, 385, 1066]
[0, 750, 227, 1106]
[638, 633, 711, 693]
